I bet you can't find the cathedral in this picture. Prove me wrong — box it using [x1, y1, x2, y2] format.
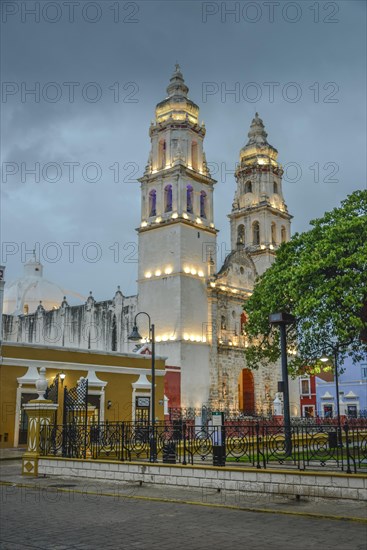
[2, 66, 293, 415]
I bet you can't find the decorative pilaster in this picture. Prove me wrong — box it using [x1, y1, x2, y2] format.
[21, 367, 58, 476]
[0, 266, 5, 348]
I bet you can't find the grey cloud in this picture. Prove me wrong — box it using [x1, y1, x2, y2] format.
[1, 0, 366, 299]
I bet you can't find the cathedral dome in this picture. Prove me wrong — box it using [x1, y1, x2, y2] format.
[4, 254, 67, 315]
[155, 65, 199, 125]
[240, 113, 278, 164]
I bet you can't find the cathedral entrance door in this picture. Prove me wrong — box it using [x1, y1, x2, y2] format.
[238, 369, 255, 415]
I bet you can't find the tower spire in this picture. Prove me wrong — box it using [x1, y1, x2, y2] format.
[166, 63, 189, 98]
[246, 113, 269, 146]
[229, 114, 292, 275]
[241, 112, 277, 155]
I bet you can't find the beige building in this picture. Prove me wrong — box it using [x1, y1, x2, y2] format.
[0, 343, 165, 448]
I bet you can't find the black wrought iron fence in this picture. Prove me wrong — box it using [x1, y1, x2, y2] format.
[40, 420, 367, 473]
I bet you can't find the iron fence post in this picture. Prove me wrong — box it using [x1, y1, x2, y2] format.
[256, 422, 261, 469]
[182, 421, 187, 465]
[120, 421, 125, 462]
[344, 422, 353, 474]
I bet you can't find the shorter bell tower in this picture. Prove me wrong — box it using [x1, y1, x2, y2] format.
[137, 65, 218, 406]
[229, 113, 292, 275]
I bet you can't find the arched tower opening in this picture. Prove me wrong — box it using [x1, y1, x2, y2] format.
[164, 184, 173, 212]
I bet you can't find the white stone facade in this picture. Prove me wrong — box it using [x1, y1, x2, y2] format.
[2, 67, 293, 412]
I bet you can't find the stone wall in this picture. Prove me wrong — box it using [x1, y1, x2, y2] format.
[210, 343, 282, 413]
[2, 290, 137, 354]
[39, 458, 367, 502]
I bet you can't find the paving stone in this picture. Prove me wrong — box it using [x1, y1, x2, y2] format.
[1, 485, 367, 550]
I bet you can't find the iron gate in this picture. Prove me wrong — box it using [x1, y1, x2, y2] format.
[62, 378, 89, 458]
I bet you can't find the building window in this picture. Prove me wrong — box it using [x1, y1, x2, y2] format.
[187, 185, 193, 213]
[111, 315, 117, 352]
[281, 225, 287, 242]
[347, 405, 357, 418]
[237, 224, 245, 245]
[158, 140, 166, 169]
[200, 191, 207, 218]
[273, 181, 278, 194]
[361, 365, 367, 379]
[252, 221, 260, 245]
[240, 312, 247, 335]
[271, 222, 276, 245]
[221, 315, 227, 330]
[303, 405, 314, 418]
[191, 142, 198, 171]
[244, 181, 252, 194]
[164, 184, 172, 212]
[300, 378, 310, 396]
[149, 189, 157, 217]
[323, 404, 333, 418]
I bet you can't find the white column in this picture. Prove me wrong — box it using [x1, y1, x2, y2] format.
[0, 266, 5, 347]
[14, 385, 22, 447]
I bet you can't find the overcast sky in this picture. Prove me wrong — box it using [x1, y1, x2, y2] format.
[1, 0, 366, 302]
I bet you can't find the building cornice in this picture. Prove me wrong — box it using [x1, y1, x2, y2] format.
[228, 203, 292, 221]
[138, 163, 216, 187]
[3, 357, 166, 377]
[1, 342, 167, 362]
[137, 216, 218, 235]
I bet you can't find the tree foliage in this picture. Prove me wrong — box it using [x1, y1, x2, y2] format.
[244, 190, 367, 375]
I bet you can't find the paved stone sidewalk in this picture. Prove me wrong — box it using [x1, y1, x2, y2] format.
[0, 449, 25, 461]
[1, 460, 366, 523]
[1, 482, 367, 550]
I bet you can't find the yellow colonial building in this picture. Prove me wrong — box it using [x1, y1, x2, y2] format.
[0, 342, 166, 448]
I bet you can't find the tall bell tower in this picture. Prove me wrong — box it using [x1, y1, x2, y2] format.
[137, 65, 218, 406]
[229, 113, 292, 275]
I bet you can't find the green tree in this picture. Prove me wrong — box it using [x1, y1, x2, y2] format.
[244, 190, 367, 375]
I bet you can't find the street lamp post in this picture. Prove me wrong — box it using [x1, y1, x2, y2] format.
[269, 312, 295, 457]
[128, 312, 157, 462]
[320, 344, 342, 446]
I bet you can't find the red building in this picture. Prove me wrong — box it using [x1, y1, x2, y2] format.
[299, 375, 317, 417]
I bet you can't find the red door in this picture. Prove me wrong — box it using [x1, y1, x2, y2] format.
[239, 369, 255, 414]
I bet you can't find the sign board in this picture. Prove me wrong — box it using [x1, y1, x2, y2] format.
[136, 396, 150, 408]
[212, 412, 223, 427]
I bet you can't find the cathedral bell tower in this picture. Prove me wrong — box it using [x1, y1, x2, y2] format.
[137, 65, 218, 406]
[229, 113, 292, 275]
